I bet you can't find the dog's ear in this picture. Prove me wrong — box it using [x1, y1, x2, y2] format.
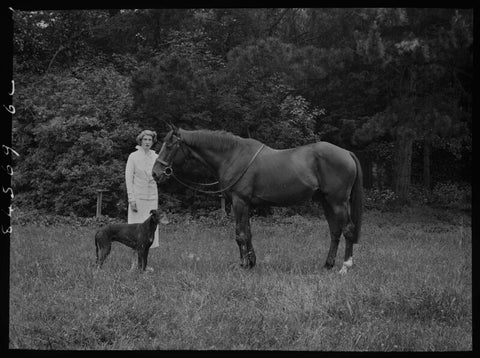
[150, 209, 157, 216]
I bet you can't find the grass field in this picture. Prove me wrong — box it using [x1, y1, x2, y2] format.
[9, 207, 471, 350]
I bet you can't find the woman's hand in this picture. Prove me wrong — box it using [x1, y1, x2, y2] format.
[129, 201, 138, 212]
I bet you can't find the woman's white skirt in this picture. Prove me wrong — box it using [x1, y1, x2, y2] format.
[128, 198, 159, 248]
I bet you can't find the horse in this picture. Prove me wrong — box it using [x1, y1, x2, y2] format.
[152, 126, 363, 274]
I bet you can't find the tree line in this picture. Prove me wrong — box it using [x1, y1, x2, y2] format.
[12, 8, 472, 217]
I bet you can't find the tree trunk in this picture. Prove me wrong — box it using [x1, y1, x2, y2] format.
[393, 129, 414, 203]
[423, 138, 431, 190]
[372, 162, 379, 189]
[363, 156, 373, 189]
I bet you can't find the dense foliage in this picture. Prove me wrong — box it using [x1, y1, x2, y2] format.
[13, 64, 140, 216]
[12, 9, 472, 217]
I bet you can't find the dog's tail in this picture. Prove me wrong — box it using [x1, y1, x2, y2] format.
[94, 231, 99, 263]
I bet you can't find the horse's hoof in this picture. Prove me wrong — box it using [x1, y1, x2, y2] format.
[324, 262, 335, 270]
[240, 260, 255, 269]
[339, 257, 353, 274]
[246, 252, 256, 268]
[240, 263, 250, 269]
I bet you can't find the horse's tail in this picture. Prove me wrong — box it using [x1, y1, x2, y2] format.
[349, 152, 364, 244]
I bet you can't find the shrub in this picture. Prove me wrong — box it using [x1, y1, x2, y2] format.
[13, 65, 140, 217]
[407, 185, 431, 205]
[430, 182, 471, 209]
[364, 188, 399, 211]
[10, 205, 121, 227]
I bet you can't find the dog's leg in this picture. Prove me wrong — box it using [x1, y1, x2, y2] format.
[142, 247, 150, 271]
[129, 249, 137, 271]
[136, 244, 152, 272]
[137, 248, 145, 271]
[97, 242, 111, 268]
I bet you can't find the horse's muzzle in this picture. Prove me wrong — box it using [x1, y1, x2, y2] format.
[152, 171, 165, 183]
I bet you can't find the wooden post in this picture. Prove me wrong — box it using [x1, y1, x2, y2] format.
[220, 194, 226, 216]
[96, 189, 108, 218]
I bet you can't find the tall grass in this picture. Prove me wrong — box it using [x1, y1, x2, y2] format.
[9, 207, 471, 350]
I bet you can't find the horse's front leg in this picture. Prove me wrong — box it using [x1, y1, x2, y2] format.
[232, 195, 256, 269]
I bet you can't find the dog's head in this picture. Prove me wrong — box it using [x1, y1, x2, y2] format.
[149, 209, 162, 224]
[149, 209, 170, 225]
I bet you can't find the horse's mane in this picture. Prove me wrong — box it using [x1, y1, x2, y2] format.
[180, 129, 244, 151]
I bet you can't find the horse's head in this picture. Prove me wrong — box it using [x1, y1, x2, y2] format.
[152, 126, 185, 183]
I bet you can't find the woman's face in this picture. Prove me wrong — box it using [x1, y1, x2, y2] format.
[141, 135, 153, 150]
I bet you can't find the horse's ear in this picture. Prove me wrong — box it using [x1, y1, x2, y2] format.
[171, 123, 179, 134]
[158, 118, 174, 132]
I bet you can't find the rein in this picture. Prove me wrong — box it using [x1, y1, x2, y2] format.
[175, 144, 219, 187]
[166, 143, 265, 195]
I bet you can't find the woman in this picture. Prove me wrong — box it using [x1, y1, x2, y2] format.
[125, 129, 160, 270]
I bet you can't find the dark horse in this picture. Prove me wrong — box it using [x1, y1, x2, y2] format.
[152, 127, 363, 274]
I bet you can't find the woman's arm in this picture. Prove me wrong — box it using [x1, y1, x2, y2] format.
[125, 154, 135, 203]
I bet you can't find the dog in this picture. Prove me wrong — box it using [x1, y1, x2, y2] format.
[95, 209, 162, 271]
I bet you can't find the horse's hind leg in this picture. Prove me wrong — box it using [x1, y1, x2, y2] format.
[339, 238, 354, 274]
[232, 195, 256, 269]
[321, 197, 354, 273]
[320, 198, 343, 269]
[339, 205, 355, 274]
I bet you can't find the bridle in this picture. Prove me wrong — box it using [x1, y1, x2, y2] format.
[156, 138, 219, 186]
[156, 141, 178, 178]
[155, 134, 265, 195]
